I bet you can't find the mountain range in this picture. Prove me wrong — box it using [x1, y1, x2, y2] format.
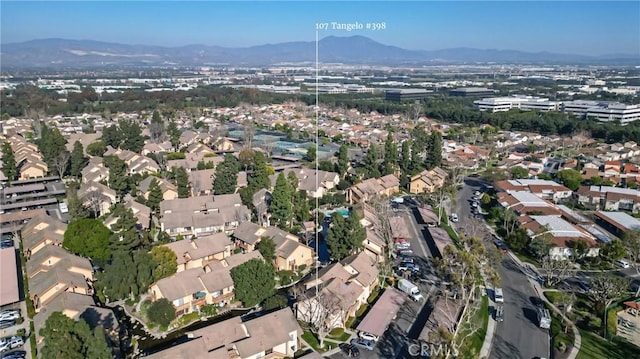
[1, 35, 638, 69]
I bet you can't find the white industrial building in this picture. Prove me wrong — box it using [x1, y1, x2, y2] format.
[473, 95, 560, 112]
[563, 100, 640, 124]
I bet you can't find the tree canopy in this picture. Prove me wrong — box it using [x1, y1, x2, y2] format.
[40, 312, 111, 359]
[63, 218, 112, 266]
[326, 210, 365, 261]
[150, 246, 178, 282]
[257, 236, 276, 263]
[556, 169, 583, 191]
[70, 141, 87, 178]
[1, 142, 17, 182]
[213, 154, 239, 195]
[96, 250, 154, 301]
[230, 258, 276, 307]
[109, 206, 143, 252]
[270, 172, 293, 228]
[147, 298, 176, 327]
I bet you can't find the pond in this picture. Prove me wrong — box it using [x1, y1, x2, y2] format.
[113, 306, 250, 357]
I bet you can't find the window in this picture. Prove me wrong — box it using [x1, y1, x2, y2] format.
[265, 349, 273, 355]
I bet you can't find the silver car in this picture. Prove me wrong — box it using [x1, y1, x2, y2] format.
[350, 338, 375, 351]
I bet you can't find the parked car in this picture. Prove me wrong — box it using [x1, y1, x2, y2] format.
[1, 350, 26, 359]
[339, 343, 360, 357]
[358, 332, 379, 342]
[450, 213, 459, 222]
[0, 321, 15, 330]
[474, 191, 481, 197]
[395, 242, 411, 250]
[399, 256, 414, 263]
[350, 338, 375, 351]
[399, 249, 414, 256]
[495, 305, 504, 322]
[0, 311, 20, 321]
[0, 240, 13, 249]
[398, 262, 420, 272]
[0, 337, 24, 353]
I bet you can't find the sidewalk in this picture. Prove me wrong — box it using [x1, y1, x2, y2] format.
[479, 289, 497, 359]
[531, 278, 582, 359]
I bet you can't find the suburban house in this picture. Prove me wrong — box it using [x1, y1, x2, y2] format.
[104, 147, 161, 175]
[269, 167, 340, 198]
[297, 252, 379, 330]
[346, 174, 400, 204]
[78, 181, 118, 216]
[145, 308, 303, 359]
[495, 179, 573, 203]
[593, 211, 640, 237]
[21, 213, 67, 256]
[26, 244, 94, 313]
[103, 199, 152, 231]
[167, 152, 223, 172]
[409, 167, 448, 194]
[210, 137, 236, 152]
[162, 233, 234, 272]
[159, 194, 251, 238]
[496, 191, 561, 216]
[138, 176, 178, 201]
[141, 140, 173, 156]
[518, 215, 600, 260]
[149, 252, 264, 316]
[232, 221, 314, 271]
[575, 186, 640, 213]
[359, 205, 388, 262]
[5, 135, 49, 179]
[81, 157, 109, 184]
[18, 159, 49, 180]
[189, 168, 248, 196]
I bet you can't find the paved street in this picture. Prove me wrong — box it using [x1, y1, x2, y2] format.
[490, 257, 550, 359]
[328, 199, 438, 359]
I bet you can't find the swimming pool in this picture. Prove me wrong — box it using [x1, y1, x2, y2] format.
[325, 208, 349, 217]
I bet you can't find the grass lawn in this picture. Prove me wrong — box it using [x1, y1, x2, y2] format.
[513, 251, 540, 267]
[328, 328, 352, 342]
[577, 330, 640, 359]
[302, 331, 326, 352]
[457, 295, 489, 358]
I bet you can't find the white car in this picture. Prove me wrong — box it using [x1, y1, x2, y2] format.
[0, 311, 20, 321]
[358, 332, 379, 342]
[450, 213, 459, 222]
[0, 336, 23, 353]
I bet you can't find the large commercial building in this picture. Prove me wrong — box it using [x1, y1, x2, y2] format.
[563, 100, 640, 124]
[449, 87, 498, 97]
[385, 88, 433, 102]
[473, 95, 560, 113]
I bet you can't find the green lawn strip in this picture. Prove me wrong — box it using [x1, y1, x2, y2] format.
[576, 329, 640, 359]
[457, 295, 489, 358]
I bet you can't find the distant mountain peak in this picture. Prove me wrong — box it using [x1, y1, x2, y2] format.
[1, 36, 638, 69]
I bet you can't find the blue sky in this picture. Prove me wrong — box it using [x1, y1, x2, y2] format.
[1, 1, 639, 56]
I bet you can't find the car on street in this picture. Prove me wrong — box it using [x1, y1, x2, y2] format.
[399, 256, 414, 263]
[395, 242, 411, 250]
[474, 191, 481, 197]
[350, 338, 375, 351]
[398, 262, 420, 272]
[0, 350, 26, 359]
[495, 305, 504, 322]
[493, 239, 508, 253]
[450, 213, 459, 222]
[399, 249, 414, 256]
[339, 343, 360, 357]
[0, 311, 20, 321]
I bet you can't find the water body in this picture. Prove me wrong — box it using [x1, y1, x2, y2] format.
[114, 306, 250, 356]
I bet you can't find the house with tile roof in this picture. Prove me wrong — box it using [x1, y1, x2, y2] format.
[347, 174, 400, 204]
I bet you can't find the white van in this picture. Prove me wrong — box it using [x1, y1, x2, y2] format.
[614, 259, 630, 269]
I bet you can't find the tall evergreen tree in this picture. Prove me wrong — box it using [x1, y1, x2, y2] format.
[147, 178, 163, 214]
[37, 123, 67, 172]
[119, 119, 145, 153]
[362, 143, 381, 179]
[335, 144, 349, 177]
[212, 155, 239, 195]
[103, 155, 128, 198]
[305, 145, 317, 163]
[174, 166, 190, 198]
[382, 132, 398, 175]
[1, 142, 17, 182]
[270, 172, 293, 228]
[286, 171, 299, 193]
[149, 110, 165, 141]
[101, 124, 122, 149]
[40, 312, 111, 359]
[70, 141, 87, 178]
[409, 138, 424, 175]
[109, 206, 142, 252]
[248, 151, 270, 191]
[167, 119, 181, 150]
[424, 131, 443, 170]
[294, 190, 311, 222]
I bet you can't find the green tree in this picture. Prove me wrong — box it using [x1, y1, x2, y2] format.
[150, 110, 165, 141]
[326, 211, 364, 261]
[510, 166, 530, 179]
[119, 119, 145, 153]
[86, 140, 107, 157]
[335, 144, 349, 176]
[505, 227, 530, 252]
[409, 138, 424, 175]
[147, 178, 163, 214]
[305, 145, 317, 163]
[174, 166, 190, 198]
[70, 141, 87, 178]
[262, 294, 288, 311]
[1, 142, 17, 182]
[101, 124, 122, 149]
[109, 206, 142, 252]
[382, 132, 398, 175]
[556, 169, 583, 191]
[294, 190, 311, 222]
[230, 258, 276, 307]
[286, 170, 299, 193]
[424, 131, 442, 170]
[40, 312, 111, 359]
[362, 143, 381, 179]
[103, 155, 128, 198]
[213, 154, 239, 195]
[570, 238, 589, 260]
[248, 151, 271, 191]
[147, 298, 176, 327]
[67, 184, 90, 221]
[96, 250, 154, 301]
[150, 246, 178, 281]
[601, 239, 626, 261]
[37, 123, 67, 173]
[63, 219, 112, 267]
[270, 172, 293, 228]
[167, 119, 181, 150]
[257, 236, 276, 263]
